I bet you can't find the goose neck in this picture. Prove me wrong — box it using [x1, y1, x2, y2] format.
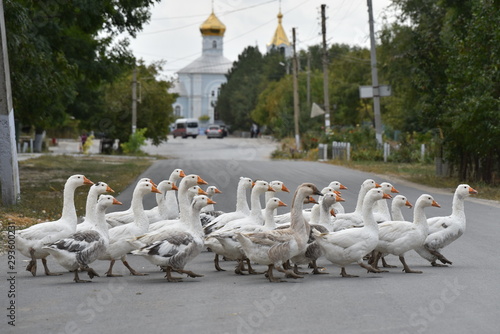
[61, 182, 78, 225]
[132, 191, 149, 232]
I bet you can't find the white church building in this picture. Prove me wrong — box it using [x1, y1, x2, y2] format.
[171, 8, 291, 124]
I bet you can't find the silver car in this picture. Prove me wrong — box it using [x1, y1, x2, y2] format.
[206, 125, 224, 139]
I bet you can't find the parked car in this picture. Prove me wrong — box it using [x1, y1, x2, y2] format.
[206, 125, 225, 139]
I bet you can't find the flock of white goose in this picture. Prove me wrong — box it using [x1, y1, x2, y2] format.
[15, 170, 478, 283]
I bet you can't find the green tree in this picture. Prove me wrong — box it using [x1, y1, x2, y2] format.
[99, 62, 176, 146]
[5, 0, 160, 149]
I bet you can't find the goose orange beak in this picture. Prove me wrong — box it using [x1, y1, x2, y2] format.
[214, 188, 222, 194]
[198, 188, 208, 195]
[308, 196, 318, 204]
[197, 176, 208, 185]
[83, 177, 94, 185]
[171, 184, 179, 191]
[112, 198, 123, 205]
[278, 200, 287, 207]
[339, 184, 348, 190]
[207, 198, 217, 205]
[432, 200, 441, 208]
[106, 185, 115, 193]
[391, 186, 399, 193]
[469, 187, 478, 195]
[268, 185, 275, 192]
[405, 200, 413, 209]
[336, 195, 345, 202]
[330, 209, 336, 217]
[151, 185, 161, 194]
[149, 180, 158, 187]
[281, 184, 290, 193]
[375, 183, 382, 188]
[179, 170, 186, 178]
[382, 193, 392, 199]
[334, 190, 341, 195]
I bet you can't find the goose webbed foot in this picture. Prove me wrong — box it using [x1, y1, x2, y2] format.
[176, 269, 204, 279]
[310, 260, 328, 275]
[400, 256, 422, 274]
[165, 267, 183, 282]
[214, 254, 226, 271]
[27, 248, 38, 276]
[427, 249, 452, 265]
[73, 270, 92, 283]
[359, 262, 386, 273]
[381, 257, 397, 268]
[105, 260, 123, 277]
[122, 260, 148, 276]
[285, 268, 304, 279]
[267, 265, 286, 283]
[246, 259, 264, 275]
[340, 267, 358, 278]
[292, 264, 309, 276]
[431, 261, 448, 267]
[42, 258, 63, 276]
[234, 259, 246, 275]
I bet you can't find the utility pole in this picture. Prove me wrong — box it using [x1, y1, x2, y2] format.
[131, 67, 137, 134]
[306, 52, 311, 110]
[0, 0, 20, 205]
[367, 0, 383, 146]
[292, 27, 300, 151]
[321, 4, 331, 132]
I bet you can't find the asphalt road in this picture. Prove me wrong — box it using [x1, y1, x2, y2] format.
[2, 136, 500, 334]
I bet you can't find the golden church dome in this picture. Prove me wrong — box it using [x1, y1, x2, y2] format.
[200, 12, 226, 36]
[268, 11, 290, 47]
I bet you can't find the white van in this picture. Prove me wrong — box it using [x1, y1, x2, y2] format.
[172, 118, 199, 138]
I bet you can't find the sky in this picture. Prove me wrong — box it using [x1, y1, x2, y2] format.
[126, 0, 396, 79]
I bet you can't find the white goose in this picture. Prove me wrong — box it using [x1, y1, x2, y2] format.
[263, 181, 290, 216]
[203, 177, 253, 236]
[16, 174, 94, 276]
[391, 195, 413, 221]
[145, 180, 179, 223]
[132, 195, 215, 282]
[370, 194, 413, 268]
[312, 188, 391, 277]
[373, 182, 399, 223]
[147, 185, 207, 233]
[206, 180, 274, 274]
[330, 179, 381, 232]
[76, 182, 114, 232]
[201, 185, 222, 213]
[43, 195, 122, 282]
[236, 183, 323, 282]
[415, 184, 478, 266]
[164, 169, 186, 219]
[105, 178, 157, 228]
[288, 192, 343, 275]
[372, 194, 441, 273]
[328, 181, 348, 214]
[99, 181, 161, 276]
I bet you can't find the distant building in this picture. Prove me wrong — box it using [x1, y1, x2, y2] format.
[267, 10, 292, 58]
[171, 11, 232, 122]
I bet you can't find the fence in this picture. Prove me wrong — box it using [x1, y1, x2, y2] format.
[318, 142, 427, 163]
[332, 141, 351, 161]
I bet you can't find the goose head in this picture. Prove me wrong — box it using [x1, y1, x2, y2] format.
[206, 186, 222, 197]
[392, 195, 413, 209]
[192, 195, 217, 211]
[455, 184, 478, 199]
[180, 174, 208, 189]
[415, 194, 440, 209]
[380, 182, 399, 194]
[158, 180, 178, 193]
[134, 181, 161, 196]
[252, 180, 274, 194]
[269, 181, 290, 193]
[265, 197, 287, 211]
[97, 194, 123, 209]
[67, 174, 94, 187]
[171, 168, 186, 180]
[91, 181, 114, 195]
[239, 177, 254, 190]
[328, 181, 348, 191]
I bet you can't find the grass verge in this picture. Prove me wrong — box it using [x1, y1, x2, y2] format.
[0, 155, 154, 232]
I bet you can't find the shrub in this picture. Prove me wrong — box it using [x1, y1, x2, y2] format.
[121, 128, 147, 154]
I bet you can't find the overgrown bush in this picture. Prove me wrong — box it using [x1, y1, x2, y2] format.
[121, 128, 147, 155]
